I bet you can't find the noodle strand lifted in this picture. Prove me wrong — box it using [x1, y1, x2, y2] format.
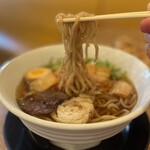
[56, 12, 99, 96]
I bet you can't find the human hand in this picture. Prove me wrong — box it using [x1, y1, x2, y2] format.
[140, 3, 150, 59]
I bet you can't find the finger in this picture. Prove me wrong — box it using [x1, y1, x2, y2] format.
[140, 18, 150, 33]
[140, 3, 150, 33]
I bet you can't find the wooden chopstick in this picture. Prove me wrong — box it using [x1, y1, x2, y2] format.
[59, 11, 150, 23]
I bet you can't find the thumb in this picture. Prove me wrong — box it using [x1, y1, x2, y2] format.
[140, 3, 150, 33]
[140, 18, 150, 33]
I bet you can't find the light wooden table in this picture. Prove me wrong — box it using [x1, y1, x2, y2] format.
[0, 25, 150, 150]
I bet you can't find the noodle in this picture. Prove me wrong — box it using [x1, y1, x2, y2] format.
[56, 12, 99, 96]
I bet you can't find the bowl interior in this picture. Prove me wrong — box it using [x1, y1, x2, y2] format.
[0, 44, 150, 129]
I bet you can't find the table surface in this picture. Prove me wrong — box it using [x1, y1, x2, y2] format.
[0, 25, 150, 150]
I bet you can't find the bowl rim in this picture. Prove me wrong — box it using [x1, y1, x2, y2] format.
[0, 44, 150, 130]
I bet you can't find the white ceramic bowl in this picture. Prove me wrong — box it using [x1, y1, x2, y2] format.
[0, 44, 150, 150]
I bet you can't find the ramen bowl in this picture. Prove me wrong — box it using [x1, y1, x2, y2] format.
[0, 44, 150, 150]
